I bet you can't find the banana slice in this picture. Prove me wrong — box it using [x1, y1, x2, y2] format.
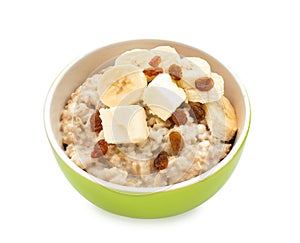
[204, 96, 238, 141]
[151, 46, 181, 72]
[180, 72, 224, 103]
[181, 57, 211, 86]
[98, 64, 147, 107]
[114, 49, 155, 69]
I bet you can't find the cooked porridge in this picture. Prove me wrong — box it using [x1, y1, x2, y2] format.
[60, 46, 238, 187]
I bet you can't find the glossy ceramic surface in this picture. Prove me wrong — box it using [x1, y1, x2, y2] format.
[44, 39, 251, 218]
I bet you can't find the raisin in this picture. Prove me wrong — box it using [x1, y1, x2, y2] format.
[149, 55, 161, 67]
[169, 131, 184, 155]
[91, 139, 108, 158]
[195, 77, 214, 91]
[143, 67, 163, 82]
[189, 102, 205, 123]
[153, 151, 169, 170]
[168, 64, 182, 81]
[90, 110, 102, 133]
[62, 143, 68, 151]
[171, 109, 187, 126]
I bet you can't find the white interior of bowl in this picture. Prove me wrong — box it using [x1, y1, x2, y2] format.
[44, 39, 251, 193]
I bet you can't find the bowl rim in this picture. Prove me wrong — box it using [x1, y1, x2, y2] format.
[44, 39, 251, 194]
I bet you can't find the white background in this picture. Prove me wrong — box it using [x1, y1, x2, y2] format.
[1, 0, 299, 242]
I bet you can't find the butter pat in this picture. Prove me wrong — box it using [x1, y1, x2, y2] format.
[143, 73, 186, 121]
[99, 105, 149, 144]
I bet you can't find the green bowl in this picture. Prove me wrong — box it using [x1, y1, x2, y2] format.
[44, 39, 251, 218]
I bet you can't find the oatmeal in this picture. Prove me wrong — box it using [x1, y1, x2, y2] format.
[60, 46, 238, 187]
